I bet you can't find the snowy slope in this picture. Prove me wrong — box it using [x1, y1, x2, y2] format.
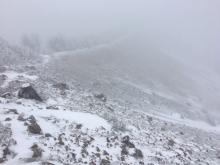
[0, 39, 220, 164]
[44, 38, 220, 125]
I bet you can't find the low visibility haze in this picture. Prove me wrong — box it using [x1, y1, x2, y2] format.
[1, 0, 220, 119]
[1, 1, 220, 164]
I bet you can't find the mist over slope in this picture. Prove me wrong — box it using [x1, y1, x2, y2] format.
[44, 35, 220, 125]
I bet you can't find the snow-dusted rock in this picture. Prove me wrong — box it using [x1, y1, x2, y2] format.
[18, 84, 42, 102]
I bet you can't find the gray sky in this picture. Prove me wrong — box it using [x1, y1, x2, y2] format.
[1, 0, 220, 119]
[0, 0, 220, 66]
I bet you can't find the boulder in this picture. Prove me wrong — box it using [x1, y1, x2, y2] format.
[18, 84, 42, 101]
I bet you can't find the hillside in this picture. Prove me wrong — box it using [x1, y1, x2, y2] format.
[0, 39, 220, 164]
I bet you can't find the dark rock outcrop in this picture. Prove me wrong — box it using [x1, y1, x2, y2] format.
[18, 84, 42, 101]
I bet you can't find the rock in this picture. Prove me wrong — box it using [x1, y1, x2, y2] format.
[46, 105, 59, 110]
[122, 136, 135, 148]
[28, 115, 37, 124]
[168, 139, 175, 147]
[41, 162, 55, 165]
[27, 117, 42, 134]
[76, 124, 82, 129]
[58, 134, 64, 145]
[147, 116, 153, 123]
[7, 109, 18, 114]
[28, 123, 42, 134]
[18, 84, 42, 101]
[121, 146, 129, 155]
[0, 158, 5, 163]
[103, 150, 109, 155]
[100, 159, 110, 165]
[52, 83, 69, 90]
[1, 92, 11, 99]
[17, 113, 26, 121]
[16, 101, 22, 105]
[45, 133, 52, 137]
[31, 144, 43, 158]
[5, 117, 12, 121]
[94, 93, 107, 102]
[132, 149, 144, 159]
[3, 146, 11, 157]
[0, 146, 11, 163]
[89, 161, 96, 165]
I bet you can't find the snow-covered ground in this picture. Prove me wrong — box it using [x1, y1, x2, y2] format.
[0, 39, 220, 164]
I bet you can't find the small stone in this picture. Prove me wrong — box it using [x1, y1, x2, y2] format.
[52, 83, 69, 90]
[133, 148, 144, 159]
[45, 133, 52, 137]
[121, 146, 128, 155]
[28, 115, 37, 124]
[46, 105, 59, 110]
[94, 93, 107, 102]
[76, 124, 82, 129]
[103, 150, 109, 155]
[31, 144, 43, 158]
[1, 92, 11, 99]
[58, 134, 64, 145]
[17, 113, 26, 121]
[122, 136, 135, 148]
[41, 162, 55, 165]
[7, 109, 18, 114]
[5, 117, 12, 121]
[28, 119, 42, 135]
[100, 159, 110, 165]
[168, 139, 175, 147]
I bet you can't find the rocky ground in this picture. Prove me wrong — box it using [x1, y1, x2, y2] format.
[0, 39, 220, 164]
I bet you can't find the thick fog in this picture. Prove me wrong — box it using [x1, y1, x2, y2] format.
[1, 0, 220, 119]
[1, 0, 220, 64]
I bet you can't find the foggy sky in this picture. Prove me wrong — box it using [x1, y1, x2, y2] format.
[1, 0, 220, 67]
